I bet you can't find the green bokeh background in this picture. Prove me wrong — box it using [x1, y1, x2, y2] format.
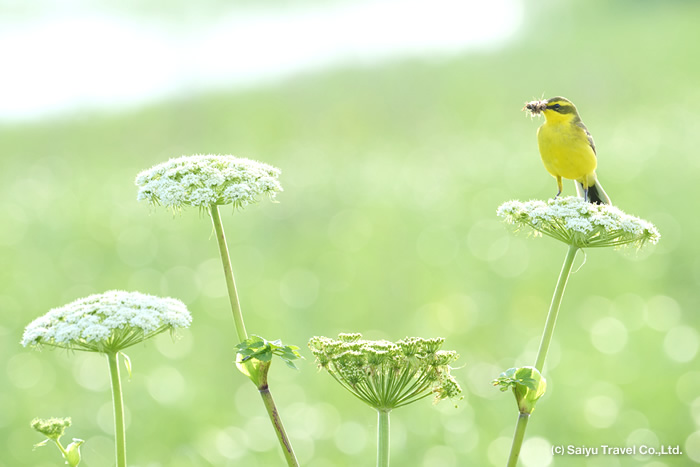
[2, 1, 699, 466]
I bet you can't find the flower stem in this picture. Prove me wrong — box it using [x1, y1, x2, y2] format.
[534, 244, 578, 372]
[210, 204, 299, 465]
[507, 244, 578, 466]
[209, 204, 248, 343]
[376, 409, 391, 467]
[507, 414, 529, 467]
[107, 352, 127, 467]
[259, 386, 299, 467]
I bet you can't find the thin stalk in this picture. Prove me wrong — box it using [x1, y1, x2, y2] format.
[534, 244, 579, 372]
[376, 409, 391, 467]
[107, 352, 127, 467]
[259, 386, 299, 467]
[506, 414, 529, 467]
[209, 205, 248, 342]
[507, 244, 578, 466]
[210, 204, 299, 466]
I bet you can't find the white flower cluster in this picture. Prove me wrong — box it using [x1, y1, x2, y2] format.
[21, 290, 192, 353]
[135, 155, 282, 211]
[497, 197, 660, 248]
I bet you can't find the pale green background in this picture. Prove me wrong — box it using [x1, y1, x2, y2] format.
[1, 1, 699, 466]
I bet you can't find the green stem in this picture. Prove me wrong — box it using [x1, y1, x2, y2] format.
[376, 409, 391, 467]
[107, 352, 127, 467]
[507, 414, 529, 467]
[534, 244, 578, 372]
[259, 386, 300, 467]
[209, 204, 248, 343]
[210, 204, 298, 465]
[507, 244, 578, 466]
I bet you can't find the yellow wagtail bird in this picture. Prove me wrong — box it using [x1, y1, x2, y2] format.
[524, 96, 611, 204]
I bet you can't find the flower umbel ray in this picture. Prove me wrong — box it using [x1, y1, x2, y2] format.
[308, 334, 461, 410]
[496, 197, 660, 248]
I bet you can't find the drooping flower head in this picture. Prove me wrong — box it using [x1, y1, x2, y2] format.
[135, 154, 282, 212]
[21, 290, 192, 353]
[308, 333, 462, 410]
[496, 197, 660, 248]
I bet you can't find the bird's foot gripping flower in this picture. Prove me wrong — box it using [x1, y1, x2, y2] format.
[135, 154, 282, 212]
[497, 197, 660, 249]
[21, 290, 192, 354]
[308, 333, 462, 410]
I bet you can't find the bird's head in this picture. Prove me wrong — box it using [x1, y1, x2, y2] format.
[524, 96, 581, 123]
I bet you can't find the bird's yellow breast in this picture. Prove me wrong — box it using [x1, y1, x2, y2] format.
[537, 121, 597, 181]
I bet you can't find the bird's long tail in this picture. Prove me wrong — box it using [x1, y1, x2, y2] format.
[576, 179, 611, 205]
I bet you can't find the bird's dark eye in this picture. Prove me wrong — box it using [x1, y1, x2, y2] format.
[553, 103, 561, 110]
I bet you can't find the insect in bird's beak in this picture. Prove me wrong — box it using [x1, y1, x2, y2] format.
[523, 100, 548, 115]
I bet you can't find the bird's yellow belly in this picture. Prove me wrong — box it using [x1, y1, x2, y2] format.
[537, 125, 597, 181]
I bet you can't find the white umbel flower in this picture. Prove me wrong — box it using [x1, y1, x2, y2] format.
[497, 197, 660, 248]
[21, 290, 192, 353]
[135, 154, 282, 211]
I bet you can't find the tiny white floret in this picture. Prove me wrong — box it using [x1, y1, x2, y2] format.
[496, 197, 660, 248]
[21, 290, 192, 353]
[135, 154, 282, 211]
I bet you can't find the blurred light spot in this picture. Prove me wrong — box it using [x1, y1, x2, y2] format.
[416, 226, 459, 266]
[677, 371, 700, 404]
[97, 401, 131, 435]
[230, 244, 265, 288]
[466, 220, 509, 262]
[466, 362, 502, 399]
[626, 428, 659, 460]
[584, 395, 619, 428]
[161, 265, 201, 304]
[315, 251, 356, 292]
[73, 354, 109, 392]
[663, 325, 699, 362]
[0, 392, 18, 429]
[576, 296, 613, 331]
[328, 210, 373, 252]
[612, 293, 647, 331]
[334, 421, 368, 455]
[422, 445, 457, 467]
[280, 268, 320, 308]
[154, 328, 193, 359]
[235, 383, 261, 419]
[196, 258, 228, 298]
[244, 416, 278, 452]
[690, 397, 700, 427]
[127, 267, 164, 295]
[146, 366, 186, 404]
[215, 426, 247, 460]
[520, 436, 552, 467]
[687, 430, 700, 462]
[81, 435, 116, 466]
[491, 239, 529, 278]
[116, 226, 158, 267]
[7, 353, 42, 389]
[590, 317, 628, 354]
[645, 295, 681, 331]
[0, 202, 28, 246]
[487, 436, 511, 466]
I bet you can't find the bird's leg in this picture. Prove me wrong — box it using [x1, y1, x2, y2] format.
[555, 176, 563, 198]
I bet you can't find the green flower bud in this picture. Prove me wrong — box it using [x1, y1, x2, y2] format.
[493, 366, 547, 414]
